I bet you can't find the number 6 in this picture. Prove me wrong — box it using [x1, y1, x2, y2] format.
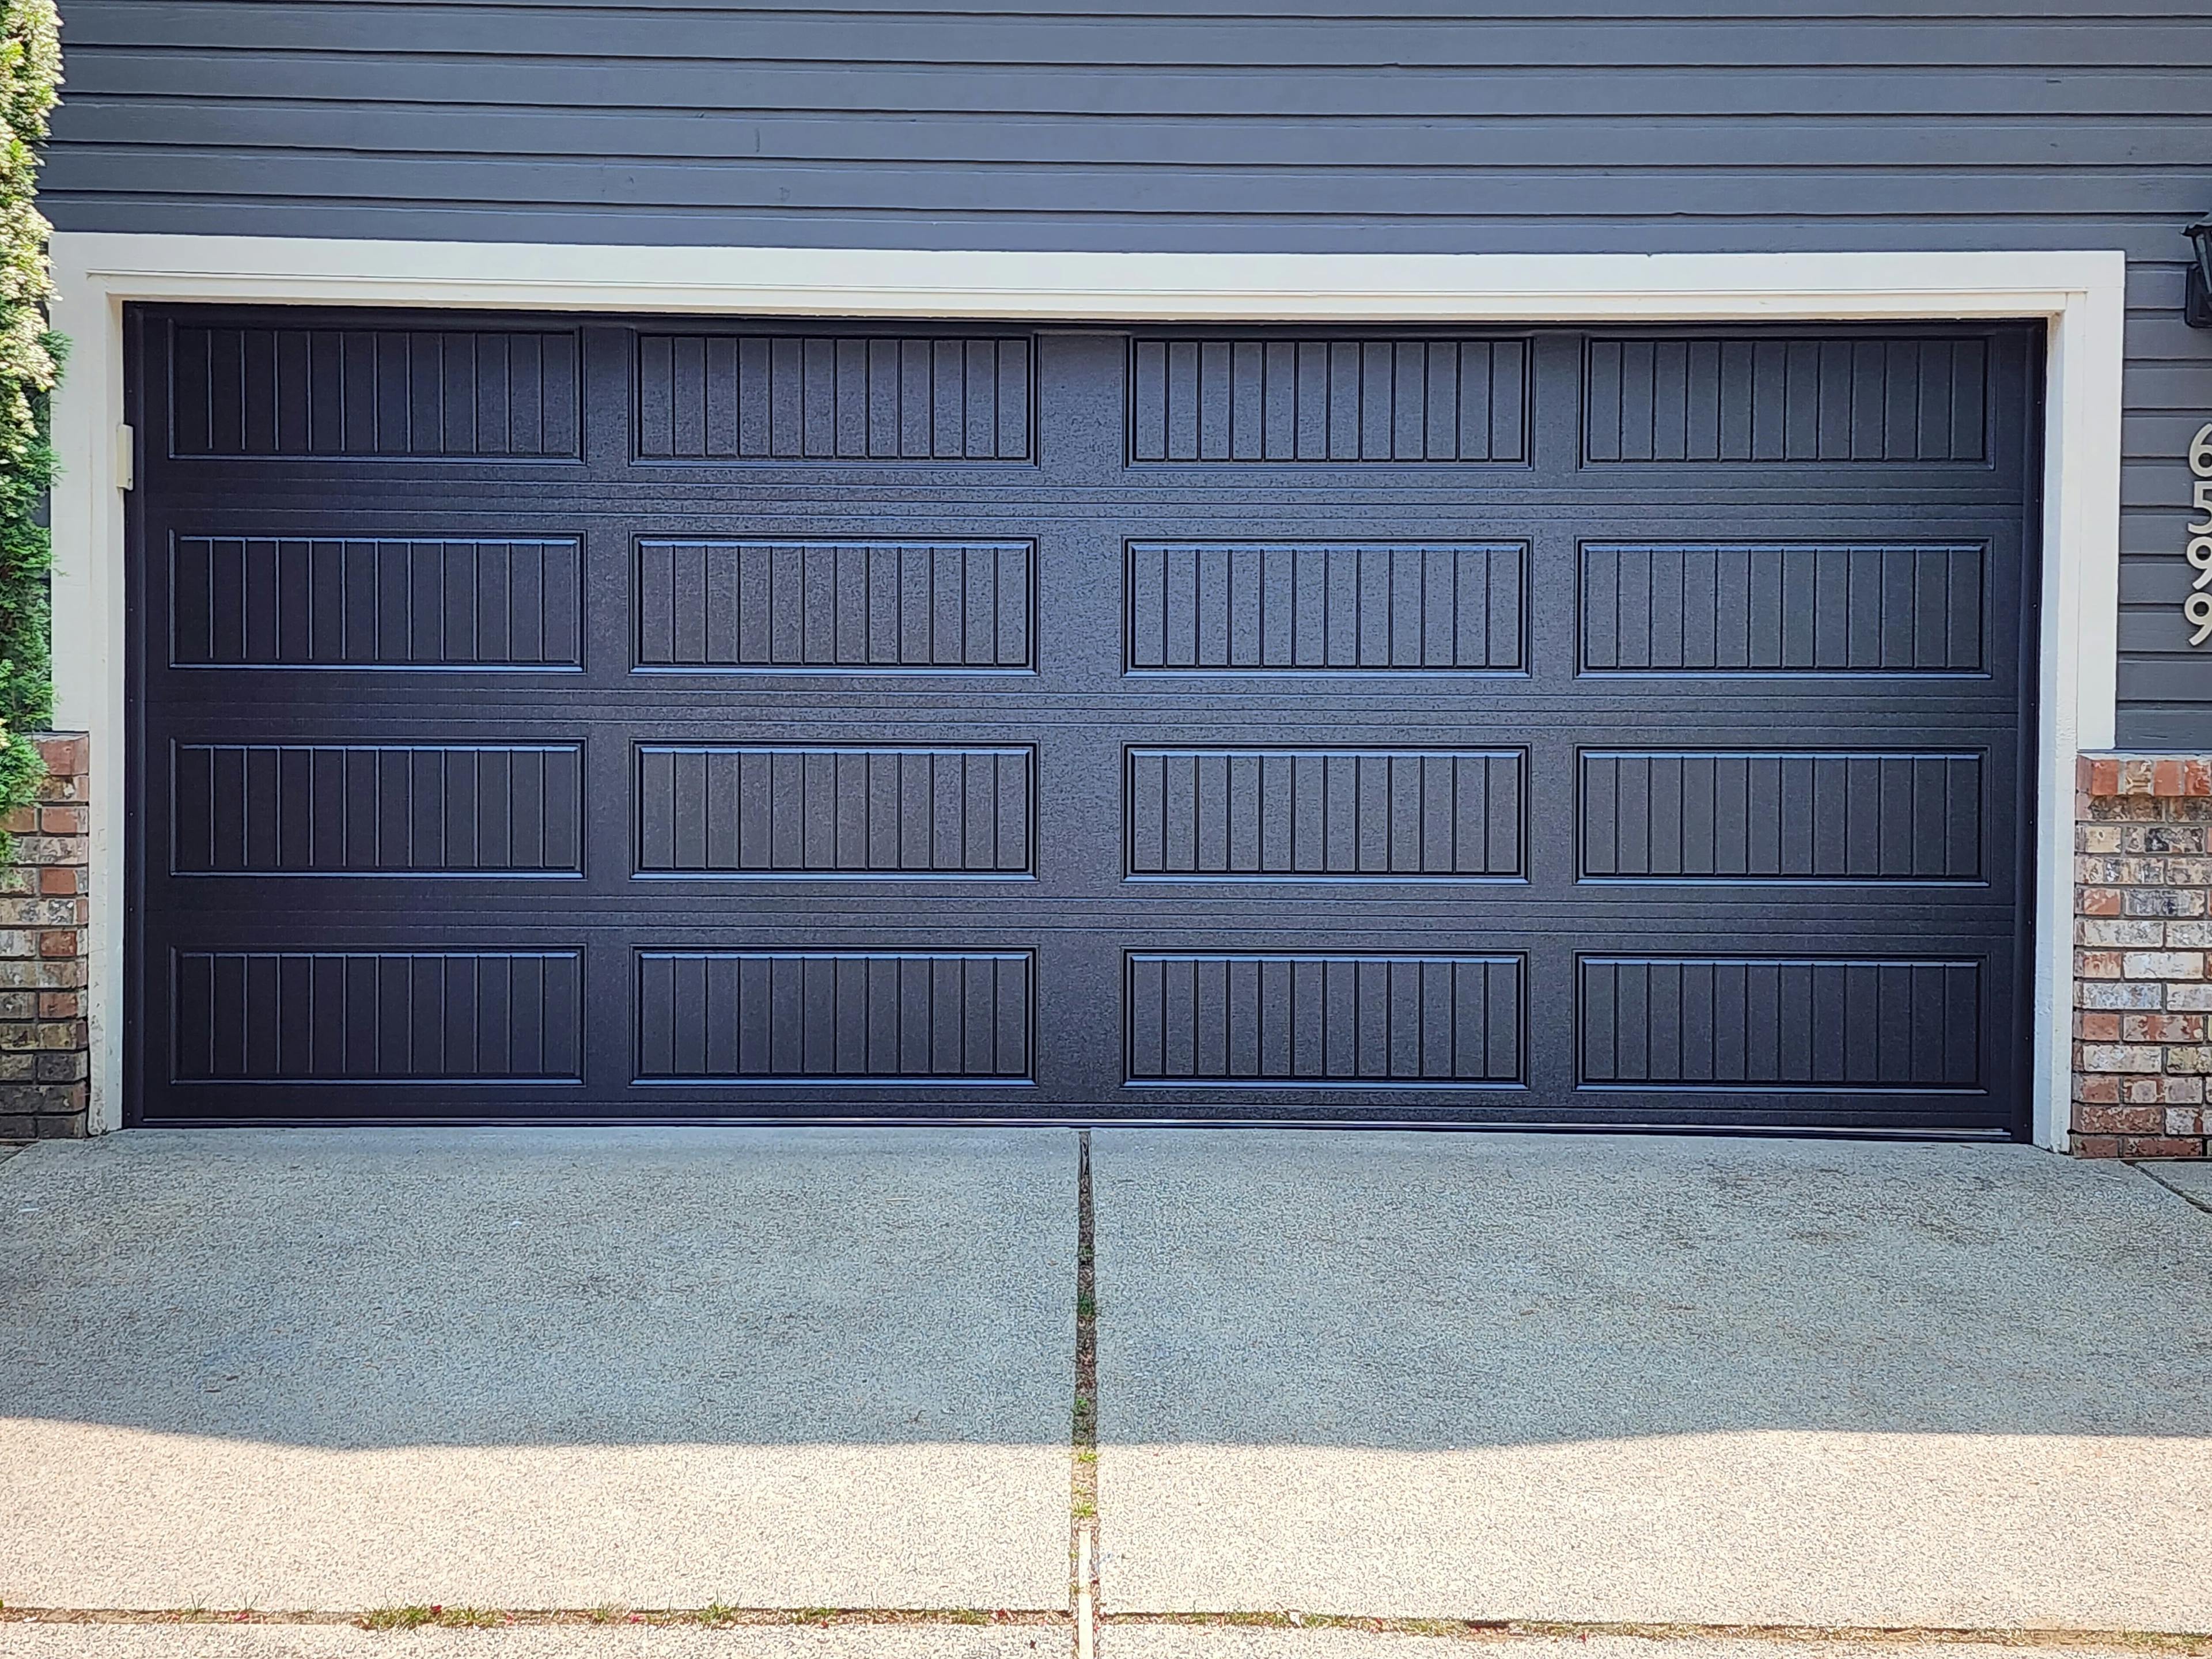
[2194, 422, 2212, 479]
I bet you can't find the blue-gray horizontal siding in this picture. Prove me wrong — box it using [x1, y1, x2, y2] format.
[42, 1, 2212, 745]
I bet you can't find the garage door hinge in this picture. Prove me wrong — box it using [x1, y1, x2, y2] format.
[114, 424, 134, 491]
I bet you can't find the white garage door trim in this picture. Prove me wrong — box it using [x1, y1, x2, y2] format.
[48, 234, 2127, 1146]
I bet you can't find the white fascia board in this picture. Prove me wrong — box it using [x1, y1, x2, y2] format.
[54, 235, 2120, 320]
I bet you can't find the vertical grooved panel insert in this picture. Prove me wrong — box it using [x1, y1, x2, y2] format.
[1130, 337, 1528, 462]
[635, 950, 1033, 1081]
[1579, 957, 1982, 1090]
[1128, 748, 1523, 878]
[174, 743, 583, 874]
[635, 334, 1033, 460]
[171, 951, 584, 1081]
[169, 536, 584, 669]
[1127, 953, 1524, 1084]
[635, 538, 1032, 669]
[637, 745, 1033, 875]
[1584, 336, 1988, 463]
[1580, 751, 1983, 882]
[1580, 543, 1985, 673]
[169, 324, 581, 458]
[1127, 541, 1523, 671]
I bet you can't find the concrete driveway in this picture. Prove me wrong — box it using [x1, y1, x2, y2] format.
[2, 1125, 2209, 1643]
[1095, 1131, 2212, 1630]
[0, 1128, 1077, 1612]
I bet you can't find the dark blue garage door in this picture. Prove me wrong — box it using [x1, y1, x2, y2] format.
[126, 310, 2040, 1133]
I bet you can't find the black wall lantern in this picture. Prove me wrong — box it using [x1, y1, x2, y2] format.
[2188, 215, 2212, 329]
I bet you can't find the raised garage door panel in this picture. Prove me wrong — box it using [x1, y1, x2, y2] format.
[127, 312, 2039, 1132]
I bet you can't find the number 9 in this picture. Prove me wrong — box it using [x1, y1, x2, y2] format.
[2187, 590, 2212, 647]
[2190, 537, 2212, 589]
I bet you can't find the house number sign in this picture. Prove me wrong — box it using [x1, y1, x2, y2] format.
[2192, 422, 2212, 645]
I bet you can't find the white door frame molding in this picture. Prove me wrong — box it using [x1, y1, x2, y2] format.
[48, 233, 2127, 1144]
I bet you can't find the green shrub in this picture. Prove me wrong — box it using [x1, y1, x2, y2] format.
[0, 0, 59, 853]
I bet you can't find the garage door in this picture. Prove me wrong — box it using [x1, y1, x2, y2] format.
[126, 310, 2039, 1132]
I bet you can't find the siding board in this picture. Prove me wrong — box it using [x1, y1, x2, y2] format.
[52, 103, 2212, 171]
[53, 151, 2212, 220]
[60, 53, 2212, 121]
[54, 7, 2212, 69]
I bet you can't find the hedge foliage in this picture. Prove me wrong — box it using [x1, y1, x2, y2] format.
[0, 0, 58, 846]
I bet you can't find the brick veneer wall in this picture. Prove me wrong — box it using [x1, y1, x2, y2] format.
[0, 733, 89, 1139]
[2075, 754, 2212, 1160]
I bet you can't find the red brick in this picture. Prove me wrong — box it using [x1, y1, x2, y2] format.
[2077, 1012, 2123, 1041]
[36, 805, 86, 836]
[2071, 1134, 2123, 1158]
[2119, 1136, 2205, 1158]
[33, 734, 85, 778]
[35, 990, 78, 1019]
[2124, 1013, 2206, 1043]
[2073, 1104, 2164, 1134]
[2086, 759, 2120, 796]
[2153, 759, 2186, 796]
[36, 866, 77, 896]
[2074, 1074, 2120, 1103]
[2077, 950, 2124, 979]
[35, 930, 74, 960]
[2188, 759, 2212, 797]
[2079, 888, 2123, 916]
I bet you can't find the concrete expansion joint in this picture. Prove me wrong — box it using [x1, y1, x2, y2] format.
[1074, 1127, 1101, 1659]
[2130, 1160, 2212, 1216]
[0, 1607, 1074, 1630]
[1096, 1619, 2212, 1650]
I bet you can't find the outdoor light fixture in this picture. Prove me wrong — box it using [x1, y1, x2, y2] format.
[2188, 215, 2212, 329]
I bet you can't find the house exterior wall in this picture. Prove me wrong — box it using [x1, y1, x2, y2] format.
[38, 1, 2212, 748]
[23, 2, 2212, 1152]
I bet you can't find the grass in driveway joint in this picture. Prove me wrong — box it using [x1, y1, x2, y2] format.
[1073, 1128, 1101, 1638]
[1103, 1615, 2212, 1650]
[1, 1608, 2201, 1649]
[0, 1605, 1069, 1629]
